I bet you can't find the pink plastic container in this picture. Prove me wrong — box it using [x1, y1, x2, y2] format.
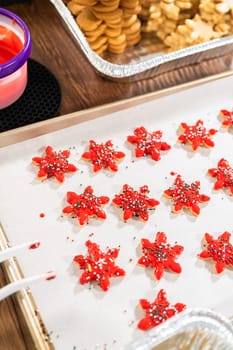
[0, 8, 31, 109]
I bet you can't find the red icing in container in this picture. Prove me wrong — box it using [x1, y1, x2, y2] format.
[0, 24, 23, 64]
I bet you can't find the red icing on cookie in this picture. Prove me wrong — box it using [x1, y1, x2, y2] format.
[138, 232, 184, 280]
[198, 231, 233, 273]
[32, 145, 77, 183]
[164, 174, 210, 216]
[208, 158, 233, 195]
[82, 140, 125, 172]
[62, 186, 109, 225]
[127, 126, 171, 161]
[112, 184, 160, 222]
[138, 289, 186, 331]
[73, 240, 125, 291]
[220, 109, 233, 128]
[178, 119, 217, 151]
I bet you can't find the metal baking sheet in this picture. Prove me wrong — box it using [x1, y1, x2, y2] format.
[50, 0, 233, 81]
[125, 308, 233, 350]
[0, 73, 233, 349]
[127, 309, 233, 349]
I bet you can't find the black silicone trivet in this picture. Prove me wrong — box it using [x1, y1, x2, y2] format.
[0, 1, 31, 6]
[0, 59, 61, 132]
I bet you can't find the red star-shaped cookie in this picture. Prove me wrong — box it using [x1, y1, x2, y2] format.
[164, 174, 210, 216]
[62, 186, 109, 225]
[73, 240, 125, 291]
[112, 184, 160, 222]
[138, 289, 186, 331]
[198, 231, 233, 273]
[208, 158, 233, 195]
[127, 126, 171, 161]
[82, 140, 125, 172]
[32, 145, 77, 183]
[178, 119, 217, 151]
[220, 109, 233, 128]
[138, 232, 184, 280]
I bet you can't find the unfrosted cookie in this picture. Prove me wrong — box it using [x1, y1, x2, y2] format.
[164, 15, 220, 50]
[76, 8, 102, 31]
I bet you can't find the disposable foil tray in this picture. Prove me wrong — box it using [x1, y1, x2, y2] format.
[126, 308, 233, 350]
[50, 0, 233, 82]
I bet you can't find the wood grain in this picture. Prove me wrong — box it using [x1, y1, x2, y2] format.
[0, 266, 29, 350]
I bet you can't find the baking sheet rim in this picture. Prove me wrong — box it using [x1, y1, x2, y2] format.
[0, 224, 54, 350]
[1, 69, 233, 148]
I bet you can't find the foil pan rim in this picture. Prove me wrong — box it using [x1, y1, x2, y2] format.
[50, 0, 233, 78]
[125, 308, 233, 350]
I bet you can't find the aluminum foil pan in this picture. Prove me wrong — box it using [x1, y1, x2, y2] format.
[50, 0, 233, 82]
[125, 308, 233, 350]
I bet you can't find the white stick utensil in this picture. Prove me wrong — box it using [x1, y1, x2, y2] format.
[0, 271, 56, 301]
[0, 240, 40, 263]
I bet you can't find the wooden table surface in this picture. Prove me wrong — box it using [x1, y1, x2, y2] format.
[0, 0, 232, 349]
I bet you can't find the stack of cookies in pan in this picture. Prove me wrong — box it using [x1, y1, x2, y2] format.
[141, 0, 233, 51]
[67, 0, 141, 54]
[65, 0, 233, 55]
